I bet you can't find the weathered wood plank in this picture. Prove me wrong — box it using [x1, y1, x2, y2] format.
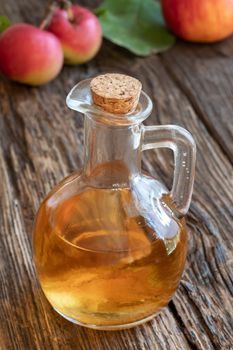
[0, 0, 232, 349]
[161, 40, 233, 162]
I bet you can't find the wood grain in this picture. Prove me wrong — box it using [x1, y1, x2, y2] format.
[0, 1, 232, 349]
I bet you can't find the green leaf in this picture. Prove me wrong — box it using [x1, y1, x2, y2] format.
[0, 16, 11, 33]
[96, 0, 175, 56]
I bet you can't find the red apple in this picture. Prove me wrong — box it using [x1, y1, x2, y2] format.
[0, 23, 64, 85]
[162, 0, 233, 42]
[47, 5, 102, 64]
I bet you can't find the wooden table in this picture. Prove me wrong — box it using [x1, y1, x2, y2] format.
[0, 1, 232, 349]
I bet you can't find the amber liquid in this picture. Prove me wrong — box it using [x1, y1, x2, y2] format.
[34, 187, 187, 328]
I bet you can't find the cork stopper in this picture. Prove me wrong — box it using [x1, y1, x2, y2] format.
[90, 73, 142, 114]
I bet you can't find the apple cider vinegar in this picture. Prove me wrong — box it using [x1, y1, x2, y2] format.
[34, 187, 187, 328]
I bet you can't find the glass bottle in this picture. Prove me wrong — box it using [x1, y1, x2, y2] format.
[33, 77, 196, 330]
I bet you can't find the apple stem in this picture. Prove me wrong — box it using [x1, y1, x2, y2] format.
[67, 7, 74, 22]
[39, 0, 74, 30]
[57, 0, 74, 22]
[40, 0, 74, 30]
[39, 2, 57, 30]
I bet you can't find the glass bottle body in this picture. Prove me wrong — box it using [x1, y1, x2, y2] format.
[33, 79, 195, 329]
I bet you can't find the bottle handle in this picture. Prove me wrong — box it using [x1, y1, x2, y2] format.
[142, 125, 196, 217]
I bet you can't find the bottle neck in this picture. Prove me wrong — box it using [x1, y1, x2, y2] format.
[83, 116, 142, 187]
